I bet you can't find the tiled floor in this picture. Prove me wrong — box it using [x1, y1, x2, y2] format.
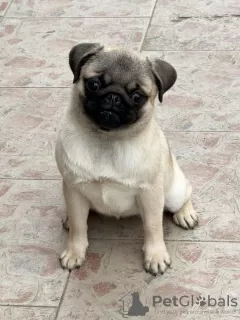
[0, 0, 240, 319]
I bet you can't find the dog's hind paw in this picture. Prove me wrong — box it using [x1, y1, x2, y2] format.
[173, 207, 198, 229]
[62, 217, 69, 231]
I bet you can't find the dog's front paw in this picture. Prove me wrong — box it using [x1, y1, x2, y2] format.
[60, 244, 88, 270]
[143, 242, 171, 276]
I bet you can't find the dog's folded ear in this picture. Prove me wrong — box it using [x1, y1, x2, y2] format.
[148, 58, 177, 103]
[69, 43, 104, 83]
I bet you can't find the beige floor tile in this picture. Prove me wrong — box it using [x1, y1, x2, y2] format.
[152, 0, 240, 20]
[0, 18, 148, 87]
[142, 51, 240, 131]
[0, 307, 56, 320]
[0, 1, 11, 16]
[7, 0, 155, 17]
[143, 17, 240, 50]
[0, 241, 68, 306]
[56, 240, 240, 319]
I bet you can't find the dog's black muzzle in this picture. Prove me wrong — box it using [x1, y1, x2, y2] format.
[84, 89, 132, 131]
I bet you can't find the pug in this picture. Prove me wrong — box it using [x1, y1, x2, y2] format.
[55, 43, 198, 276]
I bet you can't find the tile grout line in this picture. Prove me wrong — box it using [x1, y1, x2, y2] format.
[0, 87, 71, 89]
[0, 178, 62, 181]
[163, 130, 240, 132]
[139, 0, 158, 51]
[87, 239, 240, 244]
[1, 238, 239, 244]
[2, 0, 14, 18]
[0, 130, 240, 134]
[54, 272, 71, 320]
[142, 49, 240, 52]
[3, 15, 153, 19]
[3, 15, 240, 19]
[0, 304, 58, 309]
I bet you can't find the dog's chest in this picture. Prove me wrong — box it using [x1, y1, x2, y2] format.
[58, 133, 151, 188]
[79, 181, 139, 217]
[57, 132, 151, 216]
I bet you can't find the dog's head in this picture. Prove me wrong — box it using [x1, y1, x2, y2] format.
[69, 43, 177, 131]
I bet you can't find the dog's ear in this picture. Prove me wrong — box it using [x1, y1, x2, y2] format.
[148, 58, 177, 103]
[69, 43, 104, 83]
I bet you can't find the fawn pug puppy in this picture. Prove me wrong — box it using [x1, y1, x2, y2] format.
[55, 43, 198, 276]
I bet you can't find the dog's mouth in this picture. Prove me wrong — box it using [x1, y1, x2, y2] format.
[98, 110, 121, 130]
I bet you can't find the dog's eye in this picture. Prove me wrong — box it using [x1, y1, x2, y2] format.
[86, 78, 101, 92]
[131, 91, 144, 105]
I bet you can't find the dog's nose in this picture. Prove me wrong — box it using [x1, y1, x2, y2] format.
[105, 93, 122, 107]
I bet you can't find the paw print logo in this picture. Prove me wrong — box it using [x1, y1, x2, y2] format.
[196, 296, 206, 307]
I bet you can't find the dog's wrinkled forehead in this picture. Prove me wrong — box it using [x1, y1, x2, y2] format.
[84, 50, 153, 91]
